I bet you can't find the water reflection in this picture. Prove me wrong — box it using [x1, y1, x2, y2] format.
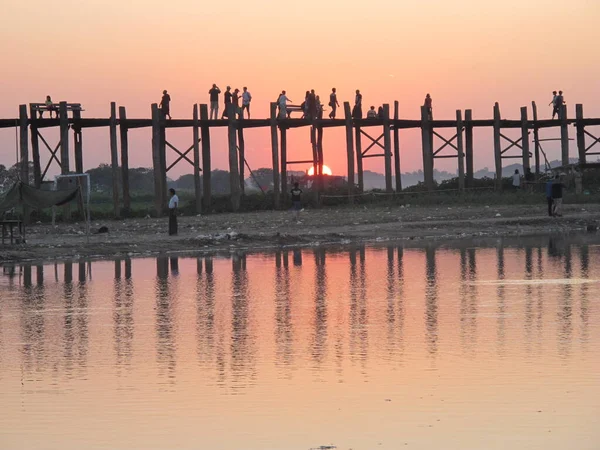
[1, 236, 599, 449]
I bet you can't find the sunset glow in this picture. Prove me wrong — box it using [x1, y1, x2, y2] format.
[307, 165, 333, 176]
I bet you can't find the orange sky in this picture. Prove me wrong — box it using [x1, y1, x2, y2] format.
[1, 0, 600, 179]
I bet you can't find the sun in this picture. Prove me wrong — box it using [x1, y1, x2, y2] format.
[307, 165, 333, 176]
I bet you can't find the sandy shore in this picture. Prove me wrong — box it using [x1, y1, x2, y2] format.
[2, 203, 599, 263]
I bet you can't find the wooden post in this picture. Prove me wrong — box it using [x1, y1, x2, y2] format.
[520, 106, 530, 173]
[532, 101, 540, 175]
[59, 101, 70, 175]
[151, 103, 163, 217]
[158, 114, 167, 211]
[281, 126, 288, 201]
[383, 104, 392, 193]
[200, 104, 211, 211]
[269, 103, 280, 208]
[420, 106, 434, 191]
[576, 104, 586, 165]
[354, 125, 363, 192]
[493, 102, 502, 190]
[18, 105, 29, 184]
[237, 123, 245, 195]
[309, 125, 318, 203]
[29, 104, 41, 187]
[465, 109, 474, 187]
[343, 102, 355, 202]
[192, 104, 202, 213]
[118, 106, 131, 215]
[560, 104, 569, 166]
[456, 110, 465, 191]
[317, 125, 324, 198]
[227, 103, 241, 211]
[72, 109, 83, 176]
[109, 102, 120, 218]
[393, 101, 401, 192]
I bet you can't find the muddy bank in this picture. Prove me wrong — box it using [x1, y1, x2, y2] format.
[1, 203, 599, 263]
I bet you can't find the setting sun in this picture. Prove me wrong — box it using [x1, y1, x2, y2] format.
[307, 165, 333, 176]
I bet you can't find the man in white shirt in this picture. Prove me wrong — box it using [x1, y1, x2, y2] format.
[512, 169, 521, 190]
[278, 90, 291, 119]
[241, 87, 252, 119]
[168, 188, 179, 235]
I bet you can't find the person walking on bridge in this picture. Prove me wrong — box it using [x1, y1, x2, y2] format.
[241, 87, 252, 119]
[549, 91, 558, 119]
[222, 86, 232, 119]
[424, 93, 433, 120]
[328, 88, 339, 119]
[555, 90, 565, 119]
[352, 89, 363, 119]
[278, 90, 292, 119]
[159, 90, 171, 120]
[208, 84, 221, 120]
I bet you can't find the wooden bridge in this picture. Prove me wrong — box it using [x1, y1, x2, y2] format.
[1, 100, 599, 217]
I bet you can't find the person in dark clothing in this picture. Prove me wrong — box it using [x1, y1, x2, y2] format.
[378, 106, 384, 119]
[524, 167, 535, 192]
[290, 182, 303, 221]
[168, 188, 179, 235]
[328, 88, 339, 119]
[551, 174, 565, 217]
[208, 84, 221, 120]
[555, 90, 565, 119]
[232, 88, 241, 118]
[222, 86, 232, 119]
[307, 89, 317, 120]
[160, 90, 171, 119]
[545, 177, 554, 217]
[352, 89, 362, 119]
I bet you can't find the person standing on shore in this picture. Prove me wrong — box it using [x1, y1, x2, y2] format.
[329, 88, 339, 119]
[290, 182, 303, 222]
[168, 188, 179, 235]
[222, 86, 232, 119]
[512, 169, 521, 190]
[241, 87, 252, 119]
[160, 90, 171, 120]
[352, 89, 363, 119]
[424, 93, 433, 120]
[545, 176, 554, 217]
[551, 174, 565, 217]
[208, 84, 221, 120]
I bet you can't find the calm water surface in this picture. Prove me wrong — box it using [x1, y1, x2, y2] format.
[1, 237, 599, 450]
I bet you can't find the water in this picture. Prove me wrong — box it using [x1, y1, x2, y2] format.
[1, 237, 599, 450]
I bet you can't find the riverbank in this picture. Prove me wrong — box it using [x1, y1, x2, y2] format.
[1, 203, 599, 263]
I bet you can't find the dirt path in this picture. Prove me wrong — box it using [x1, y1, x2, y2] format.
[2, 203, 599, 263]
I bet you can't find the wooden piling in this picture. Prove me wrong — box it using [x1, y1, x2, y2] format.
[269, 103, 280, 208]
[28, 104, 41, 187]
[456, 110, 465, 191]
[354, 124, 363, 192]
[493, 102, 502, 190]
[420, 106, 434, 191]
[464, 109, 474, 187]
[158, 115, 167, 210]
[151, 103, 164, 217]
[383, 104, 393, 193]
[576, 104, 586, 165]
[73, 109, 83, 175]
[316, 125, 324, 198]
[200, 104, 211, 211]
[520, 106, 530, 173]
[393, 101, 401, 192]
[531, 102, 540, 175]
[227, 103, 241, 211]
[560, 104, 569, 166]
[109, 102, 120, 218]
[343, 102, 355, 201]
[281, 126, 288, 201]
[118, 106, 131, 214]
[18, 105, 29, 184]
[59, 101, 70, 175]
[237, 123, 245, 195]
[192, 104, 202, 213]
